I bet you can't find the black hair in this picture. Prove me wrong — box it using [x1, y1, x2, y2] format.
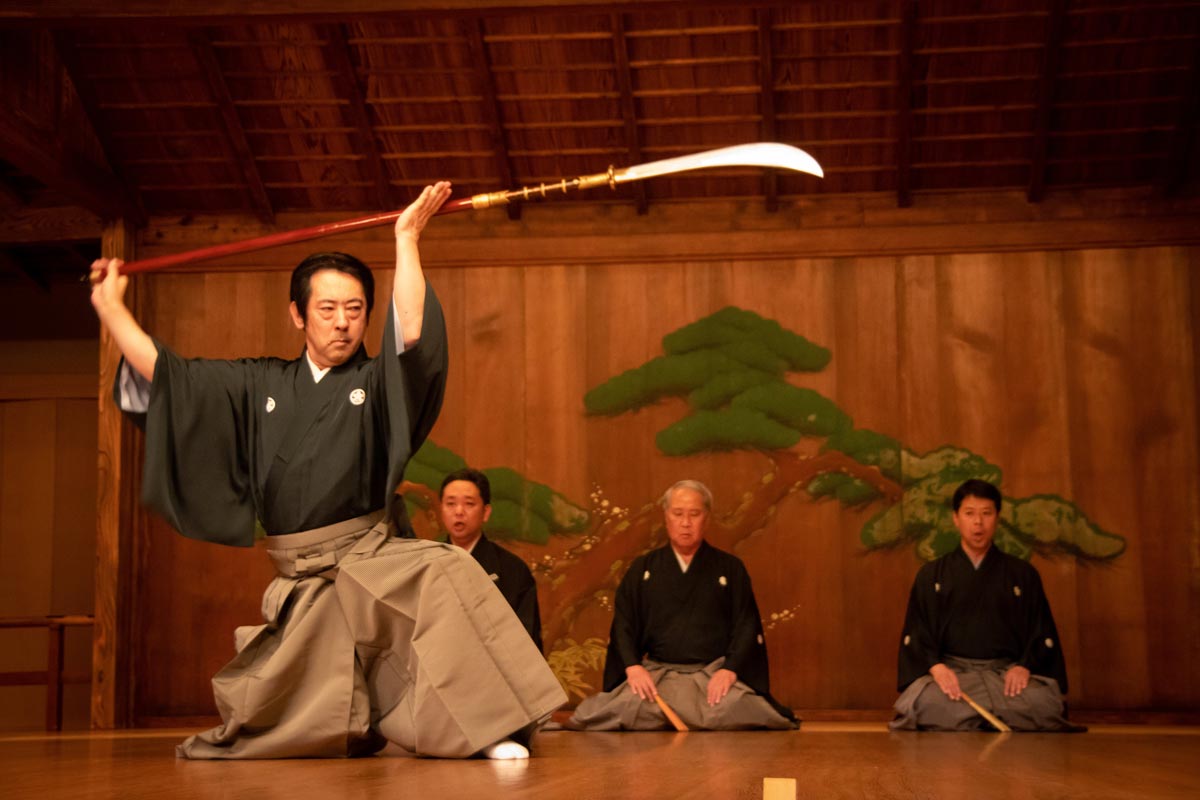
[289, 252, 375, 322]
[439, 468, 491, 505]
[951, 479, 1002, 513]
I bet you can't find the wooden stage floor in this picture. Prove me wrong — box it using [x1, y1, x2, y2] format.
[2, 723, 1198, 799]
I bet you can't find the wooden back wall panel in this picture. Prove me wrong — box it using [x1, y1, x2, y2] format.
[121, 195, 1200, 719]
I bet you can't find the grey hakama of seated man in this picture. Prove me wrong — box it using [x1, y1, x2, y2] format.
[890, 479, 1084, 733]
[90, 182, 565, 760]
[565, 480, 797, 732]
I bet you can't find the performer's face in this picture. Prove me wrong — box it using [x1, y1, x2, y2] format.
[953, 495, 998, 559]
[440, 479, 492, 549]
[289, 269, 368, 369]
[664, 487, 708, 557]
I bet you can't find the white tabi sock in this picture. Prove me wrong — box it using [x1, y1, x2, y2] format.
[481, 739, 529, 760]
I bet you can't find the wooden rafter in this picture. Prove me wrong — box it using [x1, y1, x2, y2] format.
[0, 206, 103, 244]
[0, 249, 50, 292]
[188, 28, 274, 224]
[896, 0, 917, 208]
[0, 112, 138, 224]
[1158, 27, 1200, 197]
[465, 17, 520, 221]
[0, 176, 24, 209]
[2, 0, 690, 19]
[0, 32, 143, 223]
[320, 23, 396, 211]
[757, 7, 779, 213]
[1028, 0, 1067, 203]
[612, 13, 648, 215]
[0, 1, 1192, 218]
[51, 30, 147, 225]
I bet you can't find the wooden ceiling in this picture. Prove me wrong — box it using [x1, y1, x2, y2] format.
[1, 0, 1198, 285]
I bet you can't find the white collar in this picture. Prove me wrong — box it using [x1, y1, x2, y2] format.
[304, 350, 331, 383]
[672, 548, 693, 573]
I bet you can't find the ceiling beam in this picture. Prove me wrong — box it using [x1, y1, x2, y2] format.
[189, 28, 275, 223]
[51, 30, 146, 225]
[612, 13, 648, 215]
[321, 23, 396, 211]
[0, 249, 49, 292]
[0, 112, 139, 223]
[466, 17, 521, 221]
[0, 176, 25, 209]
[1158, 29, 1200, 197]
[0, 0, 695, 21]
[1027, 0, 1067, 203]
[757, 7, 779, 213]
[895, 0, 916, 208]
[0, 34, 140, 222]
[0, 206, 103, 244]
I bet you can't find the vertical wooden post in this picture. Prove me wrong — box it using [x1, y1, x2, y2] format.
[91, 219, 140, 729]
[46, 621, 65, 731]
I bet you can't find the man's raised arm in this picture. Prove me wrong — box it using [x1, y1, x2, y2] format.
[393, 181, 452, 349]
[90, 258, 158, 382]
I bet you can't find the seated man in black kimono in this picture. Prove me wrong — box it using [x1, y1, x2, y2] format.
[565, 480, 796, 731]
[90, 182, 564, 760]
[890, 479, 1082, 732]
[440, 468, 542, 651]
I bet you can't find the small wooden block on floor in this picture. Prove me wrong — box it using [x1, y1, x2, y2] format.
[763, 777, 796, 800]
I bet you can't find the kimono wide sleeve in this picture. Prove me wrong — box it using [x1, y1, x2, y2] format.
[602, 556, 649, 691]
[720, 558, 772, 695]
[507, 564, 543, 654]
[380, 285, 448, 532]
[1015, 564, 1070, 693]
[473, 536, 543, 652]
[120, 344, 260, 547]
[896, 563, 943, 691]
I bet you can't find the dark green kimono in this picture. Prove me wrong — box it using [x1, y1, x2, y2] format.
[118, 287, 447, 542]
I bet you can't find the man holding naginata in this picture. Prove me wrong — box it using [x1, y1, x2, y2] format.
[90, 182, 565, 759]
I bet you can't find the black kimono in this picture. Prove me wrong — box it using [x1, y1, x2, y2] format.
[567, 541, 795, 730]
[896, 546, 1067, 693]
[469, 534, 543, 652]
[891, 545, 1079, 732]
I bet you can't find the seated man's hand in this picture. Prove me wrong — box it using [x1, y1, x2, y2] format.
[1003, 665, 1031, 697]
[706, 668, 737, 706]
[929, 663, 961, 700]
[625, 664, 658, 702]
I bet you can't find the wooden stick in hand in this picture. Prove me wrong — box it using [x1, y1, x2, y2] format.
[654, 695, 689, 732]
[959, 690, 1012, 733]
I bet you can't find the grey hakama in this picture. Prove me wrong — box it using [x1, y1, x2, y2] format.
[565, 658, 794, 731]
[889, 656, 1079, 732]
[180, 512, 566, 758]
